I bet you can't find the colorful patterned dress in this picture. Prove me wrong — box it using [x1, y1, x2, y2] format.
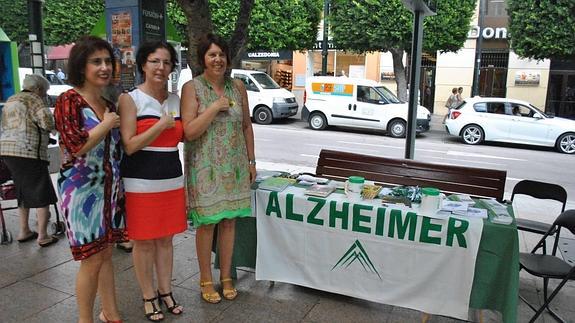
[121, 89, 187, 240]
[184, 75, 251, 226]
[54, 89, 125, 261]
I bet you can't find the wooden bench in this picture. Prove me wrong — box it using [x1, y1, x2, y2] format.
[315, 149, 507, 202]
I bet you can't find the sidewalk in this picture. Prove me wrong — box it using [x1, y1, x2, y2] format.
[1, 193, 575, 323]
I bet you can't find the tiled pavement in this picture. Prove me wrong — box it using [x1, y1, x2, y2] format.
[1, 193, 575, 323]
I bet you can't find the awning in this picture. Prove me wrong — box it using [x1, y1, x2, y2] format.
[0, 27, 11, 42]
[47, 44, 74, 60]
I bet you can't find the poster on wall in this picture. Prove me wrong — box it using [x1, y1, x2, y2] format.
[514, 71, 540, 86]
[111, 11, 136, 90]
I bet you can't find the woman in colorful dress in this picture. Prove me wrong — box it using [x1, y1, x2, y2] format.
[54, 36, 124, 323]
[181, 33, 256, 304]
[118, 41, 186, 321]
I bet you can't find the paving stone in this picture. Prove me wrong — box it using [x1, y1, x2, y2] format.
[0, 280, 70, 322]
[26, 259, 79, 295]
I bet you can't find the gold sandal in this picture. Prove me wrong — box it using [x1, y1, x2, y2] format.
[200, 281, 221, 304]
[220, 278, 238, 300]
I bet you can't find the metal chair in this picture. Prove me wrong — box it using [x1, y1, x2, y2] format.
[511, 179, 567, 255]
[519, 209, 575, 323]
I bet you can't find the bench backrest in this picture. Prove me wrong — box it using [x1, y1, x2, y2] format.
[316, 149, 507, 201]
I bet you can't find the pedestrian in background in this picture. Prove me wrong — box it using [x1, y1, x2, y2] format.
[443, 87, 459, 123]
[56, 68, 66, 81]
[181, 33, 256, 304]
[457, 87, 464, 103]
[54, 35, 124, 323]
[119, 41, 186, 321]
[0, 74, 59, 247]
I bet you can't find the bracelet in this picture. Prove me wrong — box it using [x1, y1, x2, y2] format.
[249, 159, 256, 166]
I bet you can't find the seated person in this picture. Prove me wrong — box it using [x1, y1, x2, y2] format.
[512, 106, 522, 116]
[357, 88, 370, 102]
[494, 105, 505, 114]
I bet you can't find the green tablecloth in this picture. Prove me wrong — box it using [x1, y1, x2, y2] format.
[215, 193, 518, 323]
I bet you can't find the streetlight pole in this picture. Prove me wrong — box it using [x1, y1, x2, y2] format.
[28, 0, 46, 76]
[321, 0, 329, 76]
[402, 0, 436, 160]
[471, 0, 485, 97]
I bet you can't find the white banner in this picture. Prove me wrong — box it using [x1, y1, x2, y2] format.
[255, 187, 484, 320]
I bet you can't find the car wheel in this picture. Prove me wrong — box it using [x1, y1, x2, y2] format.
[254, 106, 273, 125]
[388, 119, 406, 138]
[309, 113, 327, 130]
[556, 133, 575, 154]
[461, 124, 484, 145]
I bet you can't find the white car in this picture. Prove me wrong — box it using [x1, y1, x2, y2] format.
[445, 97, 575, 154]
[19, 68, 72, 106]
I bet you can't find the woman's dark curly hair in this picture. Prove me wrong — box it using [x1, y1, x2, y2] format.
[67, 35, 115, 87]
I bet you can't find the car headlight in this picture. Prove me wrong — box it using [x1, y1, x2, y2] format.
[273, 97, 286, 103]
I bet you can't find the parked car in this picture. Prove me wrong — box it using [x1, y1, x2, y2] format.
[230, 69, 298, 124]
[301, 76, 431, 138]
[176, 68, 298, 124]
[18, 68, 72, 106]
[445, 97, 575, 154]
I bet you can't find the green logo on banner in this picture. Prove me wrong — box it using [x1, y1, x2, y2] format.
[332, 240, 382, 280]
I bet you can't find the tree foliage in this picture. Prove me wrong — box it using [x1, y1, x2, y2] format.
[44, 0, 104, 46]
[330, 0, 476, 101]
[0, 0, 103, 46]
[0, 0, 29, 44]
[508, 0, 575, 60]
[174, 0, 321, 73]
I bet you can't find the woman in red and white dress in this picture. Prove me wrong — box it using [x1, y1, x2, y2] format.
[118, 41, 186, 322]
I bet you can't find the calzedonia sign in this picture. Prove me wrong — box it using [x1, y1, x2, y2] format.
[243, 50, 293, 61]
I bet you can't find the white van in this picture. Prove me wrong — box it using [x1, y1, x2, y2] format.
[301, 76, 431, 137]
[176, 68, 298, 124]
[230, 69, 298, 124]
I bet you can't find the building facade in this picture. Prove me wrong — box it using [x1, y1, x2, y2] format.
[285, 0, 574, 119]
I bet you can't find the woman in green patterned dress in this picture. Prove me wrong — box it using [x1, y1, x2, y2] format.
[181, 33, 256, 304]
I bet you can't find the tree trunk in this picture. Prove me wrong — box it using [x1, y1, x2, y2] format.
[175, 0, 214, 76]
[175, 0, 255, 73]
[229, 0, 255, 69]
[390, 48, 408, 102]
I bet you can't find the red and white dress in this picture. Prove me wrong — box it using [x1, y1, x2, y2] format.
[121, 89, 187, 240]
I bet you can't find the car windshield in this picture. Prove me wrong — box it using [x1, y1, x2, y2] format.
[374, 86, 401, 104]
[529, 104, 549, 117]
[251, 73, 280, 89]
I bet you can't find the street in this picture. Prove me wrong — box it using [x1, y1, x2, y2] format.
[252, 119, 575, 205]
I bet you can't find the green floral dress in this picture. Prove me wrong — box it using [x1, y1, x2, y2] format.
[184, 75, 251, 226]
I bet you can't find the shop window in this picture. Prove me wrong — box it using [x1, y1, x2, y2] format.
[486, 0, 507, 17]
[311, 51, 365, 77]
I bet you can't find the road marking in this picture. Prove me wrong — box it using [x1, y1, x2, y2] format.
[300, 154, 319, 158]
[304, 143, 376, 154]
[426, 156, 504, 167]
[446, 150, 526, 161]
[257, 161, 315, 174]
[337, 141, 402, 150]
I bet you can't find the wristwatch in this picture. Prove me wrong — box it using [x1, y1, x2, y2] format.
[249, 159, 256, 166]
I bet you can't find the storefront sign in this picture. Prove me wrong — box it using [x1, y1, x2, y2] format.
[514, 70, 540, 86]
[243, 50, 293, 61]
[468, 26, 508, 40]
[313, 40, 336, 50]
[141, 0, 166, 41]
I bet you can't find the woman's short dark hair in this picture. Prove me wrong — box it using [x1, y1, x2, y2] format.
[67, 36, 116, 87]
[135, 41, 178, 76]
[196, 33, 230, 70]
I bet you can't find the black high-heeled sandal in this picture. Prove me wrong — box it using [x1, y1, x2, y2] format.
[157, 290, 183, 315]
[142, 296, 164, 322]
